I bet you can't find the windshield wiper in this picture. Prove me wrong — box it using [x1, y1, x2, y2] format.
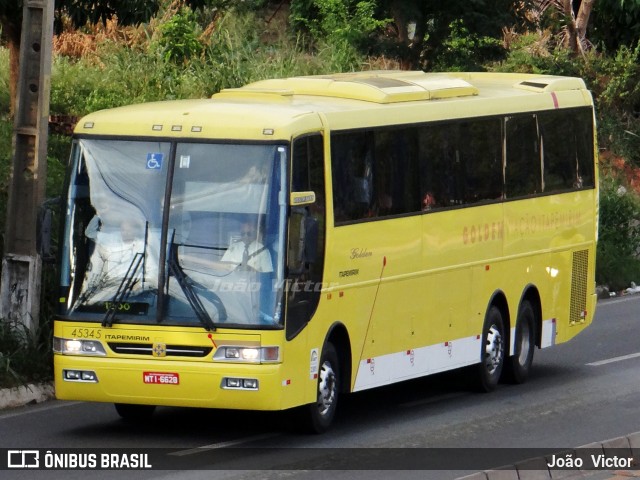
[102, 221, 151, 327]
[102, 252, 144, 327]
[167, 237, 226, 331]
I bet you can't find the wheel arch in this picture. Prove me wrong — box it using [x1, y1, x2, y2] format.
[486, 290, 510, 330]
[324, 322, 352, 394]
[518, 284, 542, 349]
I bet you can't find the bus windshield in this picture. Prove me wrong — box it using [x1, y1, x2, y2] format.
[60, 139, 287, 328]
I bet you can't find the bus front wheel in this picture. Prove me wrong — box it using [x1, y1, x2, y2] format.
[303, 342, 340, 434]
[477, 306, 505, 392]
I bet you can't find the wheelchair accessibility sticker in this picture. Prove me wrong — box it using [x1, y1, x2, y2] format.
[146, 153, 163, 170]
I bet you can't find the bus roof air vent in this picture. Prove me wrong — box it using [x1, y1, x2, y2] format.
[213, 88, 295, 102]
[221, 72, 479, 104]
[514, 76, 587, 93]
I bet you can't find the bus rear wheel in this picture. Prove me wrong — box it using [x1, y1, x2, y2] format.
[303, 342, 340, 434]
[477, 306, 505, 392]
[114, 403, 156, 422]
[503, 300, 536, 384]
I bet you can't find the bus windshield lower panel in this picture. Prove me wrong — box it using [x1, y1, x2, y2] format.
[60, 139, 287, 328]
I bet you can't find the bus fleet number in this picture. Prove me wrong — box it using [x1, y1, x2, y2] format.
[70, 328, 102, 339]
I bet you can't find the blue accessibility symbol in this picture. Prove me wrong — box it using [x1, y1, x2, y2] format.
[146, 153, 164, 170]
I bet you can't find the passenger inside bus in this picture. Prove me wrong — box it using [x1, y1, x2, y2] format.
[81, 215, 158, 302]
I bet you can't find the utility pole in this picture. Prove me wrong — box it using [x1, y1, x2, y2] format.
[0, 0, 54, 331]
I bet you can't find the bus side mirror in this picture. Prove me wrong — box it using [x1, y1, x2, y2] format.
[290, 191, 316, 206]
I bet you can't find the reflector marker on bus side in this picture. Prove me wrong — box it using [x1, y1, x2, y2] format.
[551, 92, 559, 108]
[352, 318, 569, 390]
[354, 334, 482, 391]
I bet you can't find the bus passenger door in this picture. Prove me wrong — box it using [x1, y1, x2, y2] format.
[286, 134, 326, 340]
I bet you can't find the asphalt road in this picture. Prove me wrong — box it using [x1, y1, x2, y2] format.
[1, 295, 639, 480]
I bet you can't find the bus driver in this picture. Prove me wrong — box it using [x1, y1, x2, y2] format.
[221, 221, 273, 273]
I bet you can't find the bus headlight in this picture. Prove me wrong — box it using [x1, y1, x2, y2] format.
[213, 346, 280, 363]
[53, 337, 107, 356]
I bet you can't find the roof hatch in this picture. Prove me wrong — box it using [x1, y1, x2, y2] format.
[215, 72, 479, 104]
[514, 76, 587, 93]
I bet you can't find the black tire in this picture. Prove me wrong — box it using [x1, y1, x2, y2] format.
[477, 305, 505, 392]
[503, 300, 536, 384]
[303, 342, 340, 434]
[114, 403, 156, 422]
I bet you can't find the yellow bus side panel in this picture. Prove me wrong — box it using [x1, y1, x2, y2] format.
[323, 190, 596, 392]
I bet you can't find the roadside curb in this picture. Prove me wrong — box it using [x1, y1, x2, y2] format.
[0, 382, 55, 410]
[456, 433, 640, 479]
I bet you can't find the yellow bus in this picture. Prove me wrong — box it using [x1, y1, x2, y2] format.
[54, 71, 598, 433]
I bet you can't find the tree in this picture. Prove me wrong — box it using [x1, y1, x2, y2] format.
[534, 0, 595, 56]
[590, 0, 640, 51]
[382, 0, 530, 69]
[0, 0, 224, 116]
[290, 0, 528, 70]
[0, 0, 23, 116]
[385, 0, 427, 69]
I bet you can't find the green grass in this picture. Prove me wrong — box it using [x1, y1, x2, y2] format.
[49, 11, 362, 117]
[0, 321, 53, 389]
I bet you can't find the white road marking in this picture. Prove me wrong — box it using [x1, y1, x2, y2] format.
[169, 433, 280, 456]
[587, 352, 640, 366]
[0, 401, 81, 420]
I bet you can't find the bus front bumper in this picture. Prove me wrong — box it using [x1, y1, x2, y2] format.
[54, 354, 286, 411]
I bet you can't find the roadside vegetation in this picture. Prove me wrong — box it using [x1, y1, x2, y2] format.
[1, 0, 640, 387]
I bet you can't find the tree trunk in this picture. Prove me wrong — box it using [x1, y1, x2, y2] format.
[575, 0, 594, 45]
[388, 0, 426, 70]
[560, 0, 579, 55]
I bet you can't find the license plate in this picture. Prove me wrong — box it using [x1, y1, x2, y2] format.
[143, 372, 180, 385]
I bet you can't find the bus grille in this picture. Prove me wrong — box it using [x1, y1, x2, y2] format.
[107, 343, 213, 358]
[569, 249, 589, 324]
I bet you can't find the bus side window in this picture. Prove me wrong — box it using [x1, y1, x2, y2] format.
[419, 123, 460, 208]
[505, 115, 542, 198]
[540, 109, 595, 192]
[573, 109, 595, 188]
[372, 128, 420, 216]
[461, 119, 503, 204]
[331, 131, 374, 222]
[287, 134, 326, 339]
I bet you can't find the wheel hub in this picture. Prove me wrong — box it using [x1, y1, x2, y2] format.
[485, 324, 503, 374]
[317, 361, 336, 416]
